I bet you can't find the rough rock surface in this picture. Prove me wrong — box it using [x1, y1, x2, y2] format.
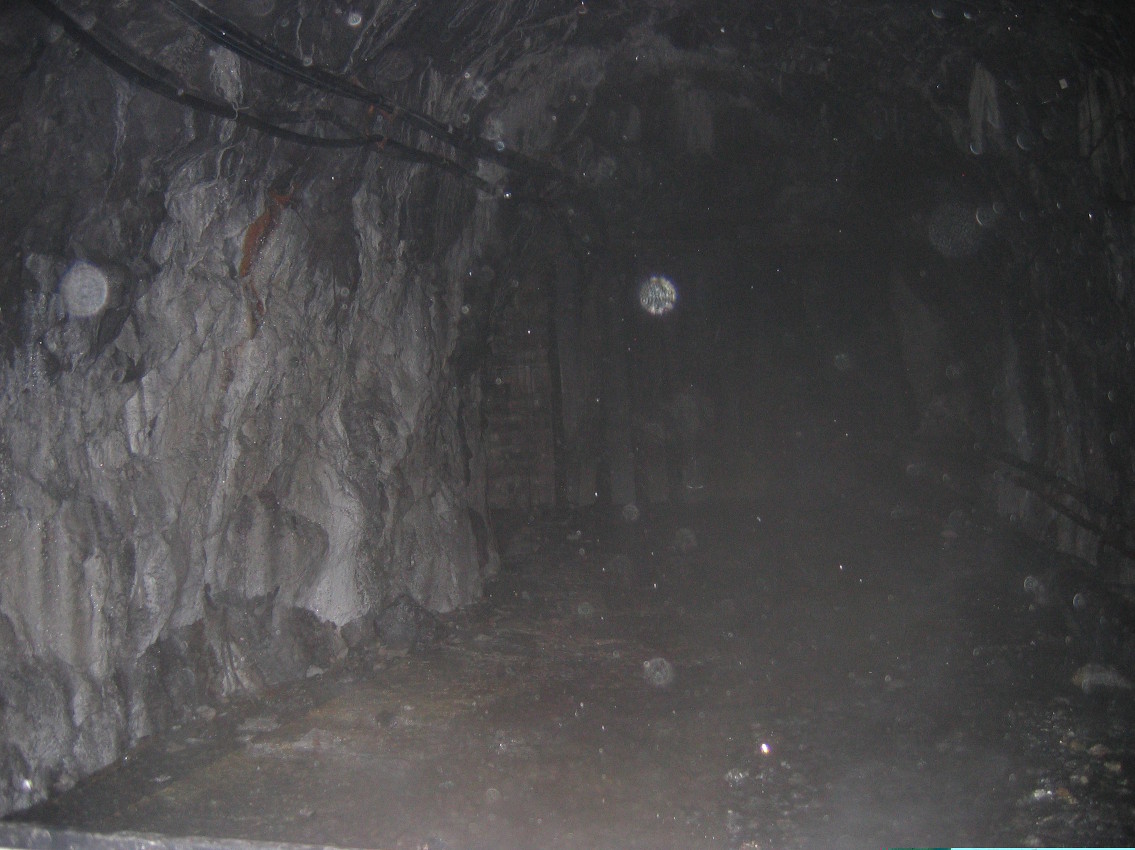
[0, 7, 498, 813]
[2, 0, 1133, 823]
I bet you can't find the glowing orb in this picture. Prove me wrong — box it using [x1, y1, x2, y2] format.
[638, 274, 677, 316]
[642, 656, 675, 688]
[59, 260, 109, 318]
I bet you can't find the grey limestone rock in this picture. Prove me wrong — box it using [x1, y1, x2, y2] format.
[0, 10, 499, 813]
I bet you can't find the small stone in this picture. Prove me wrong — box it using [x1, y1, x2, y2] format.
[1072, 663, 1133, 693]
[1054, 786, 1076, 804]
[237, 716, 280, 735]
[340, 613, 378, 649]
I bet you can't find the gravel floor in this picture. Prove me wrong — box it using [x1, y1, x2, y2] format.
[12, 437, 1135, 849]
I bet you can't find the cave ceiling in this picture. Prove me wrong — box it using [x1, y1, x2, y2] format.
[17, 0, 1129, 258]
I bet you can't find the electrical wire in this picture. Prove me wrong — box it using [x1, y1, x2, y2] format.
[158, 0, 563, 182]
[27, 0, 495, 191]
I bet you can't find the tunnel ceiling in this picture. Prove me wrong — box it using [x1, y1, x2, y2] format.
[5, 0, 1132, 333]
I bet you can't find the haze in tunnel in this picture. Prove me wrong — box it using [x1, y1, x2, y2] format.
[1, 0, 1134, 847]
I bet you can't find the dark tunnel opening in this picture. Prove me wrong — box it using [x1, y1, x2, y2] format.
[2, 0, 1135, 847]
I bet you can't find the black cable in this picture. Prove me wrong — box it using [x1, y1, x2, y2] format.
[158, 0, 563, 183]
[27, 0, 494, 191]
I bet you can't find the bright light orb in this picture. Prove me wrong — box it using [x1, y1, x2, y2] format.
[638, 274, 677, 316]
[59, 260, 109, 318]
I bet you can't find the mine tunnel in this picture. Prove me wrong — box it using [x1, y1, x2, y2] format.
[1, 0, 1134, 847]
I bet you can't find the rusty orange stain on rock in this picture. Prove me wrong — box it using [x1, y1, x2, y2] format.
[238, 189, 293, 279]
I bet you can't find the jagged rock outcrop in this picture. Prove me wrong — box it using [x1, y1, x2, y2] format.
[0, 6, 499, 813]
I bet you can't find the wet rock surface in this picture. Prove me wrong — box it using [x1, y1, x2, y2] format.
[13, 437, 1134, 849]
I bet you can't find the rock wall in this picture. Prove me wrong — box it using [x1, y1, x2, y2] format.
[0, 16, 497, 814]
[3, 0, 1133, 820]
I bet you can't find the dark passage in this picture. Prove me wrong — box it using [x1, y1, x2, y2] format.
[2, 1, 1134, 848]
